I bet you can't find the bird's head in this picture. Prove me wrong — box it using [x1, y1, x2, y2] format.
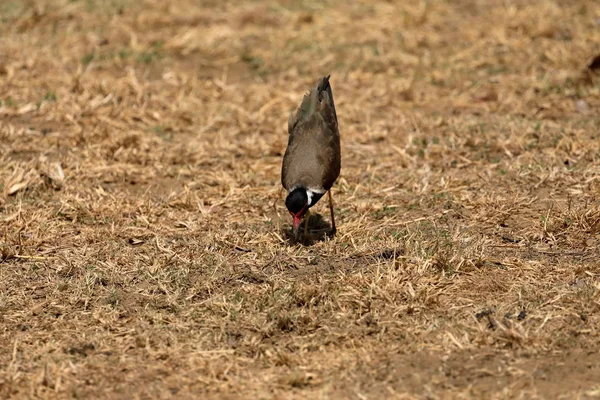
[285, 187, 308, 235]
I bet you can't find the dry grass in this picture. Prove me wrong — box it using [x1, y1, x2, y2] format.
[1, 0, 600, 398]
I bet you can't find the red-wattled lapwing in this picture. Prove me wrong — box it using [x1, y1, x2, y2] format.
[281, 75, 341, 240]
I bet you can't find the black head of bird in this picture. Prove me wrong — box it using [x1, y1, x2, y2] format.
[285, 187, 308, 232]
[281, 75, 341, 240]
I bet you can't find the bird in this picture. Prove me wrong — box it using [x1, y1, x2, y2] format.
[281, 75, 341, 240]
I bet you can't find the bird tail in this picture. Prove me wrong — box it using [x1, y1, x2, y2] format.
[288, 75, 337, 133]
[317, 75, 337, 123]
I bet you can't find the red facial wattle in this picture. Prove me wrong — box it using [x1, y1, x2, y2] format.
[290, 203, 308, 230]
[293, 214, 303, 230]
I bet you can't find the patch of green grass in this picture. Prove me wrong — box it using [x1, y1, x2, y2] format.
[487, 65, 508, 75]
[137, 41, 163, 64]
[81, 49, 133, 66]
[152, 125, 173, 141]
[106, 290, 120, 307]
[412, 137, 428, 147]
[240, 50, 264, 71]
[69, 0, 127, 14]
[0, 1, 23, 24]
[82, 53, 95, 65]
[44, 92, 57, 102]
[469, 122, 487, 134]
[374, 206, 398, 219]
[137, 52, 156, 64]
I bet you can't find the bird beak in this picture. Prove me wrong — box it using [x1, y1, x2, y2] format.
[292, 215, 303, 240]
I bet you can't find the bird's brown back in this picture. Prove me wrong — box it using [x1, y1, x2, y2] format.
[282, 79, 340, 191]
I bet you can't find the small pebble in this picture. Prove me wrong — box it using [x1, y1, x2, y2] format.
[575, 99, 589, 114]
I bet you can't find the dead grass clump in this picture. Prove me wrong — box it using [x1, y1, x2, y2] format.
[1, 0, 600, 398]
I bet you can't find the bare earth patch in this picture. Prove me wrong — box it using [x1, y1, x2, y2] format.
[1, 0, 599, 398]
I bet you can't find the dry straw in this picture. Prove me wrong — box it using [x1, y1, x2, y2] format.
[1, 0, 599, 398]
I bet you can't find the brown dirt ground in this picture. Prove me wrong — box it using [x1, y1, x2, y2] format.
[1, 0, 600, 399]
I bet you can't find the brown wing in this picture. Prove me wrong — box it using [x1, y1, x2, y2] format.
[317, 90, 341, 190]
[282, 76, 341, 191]
[282, 99, 340, 191]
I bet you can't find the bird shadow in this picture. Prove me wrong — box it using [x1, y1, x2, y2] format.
[282, 213, 335, 246]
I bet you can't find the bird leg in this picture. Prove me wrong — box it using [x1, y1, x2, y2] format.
[328, 190, 336, 237]
[303, 209, 311, 237]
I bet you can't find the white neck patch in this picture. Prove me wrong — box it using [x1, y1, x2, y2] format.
[306, 190, 314, 206]
[289, 186, 325, 207]
[306, 188, 325, 206]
